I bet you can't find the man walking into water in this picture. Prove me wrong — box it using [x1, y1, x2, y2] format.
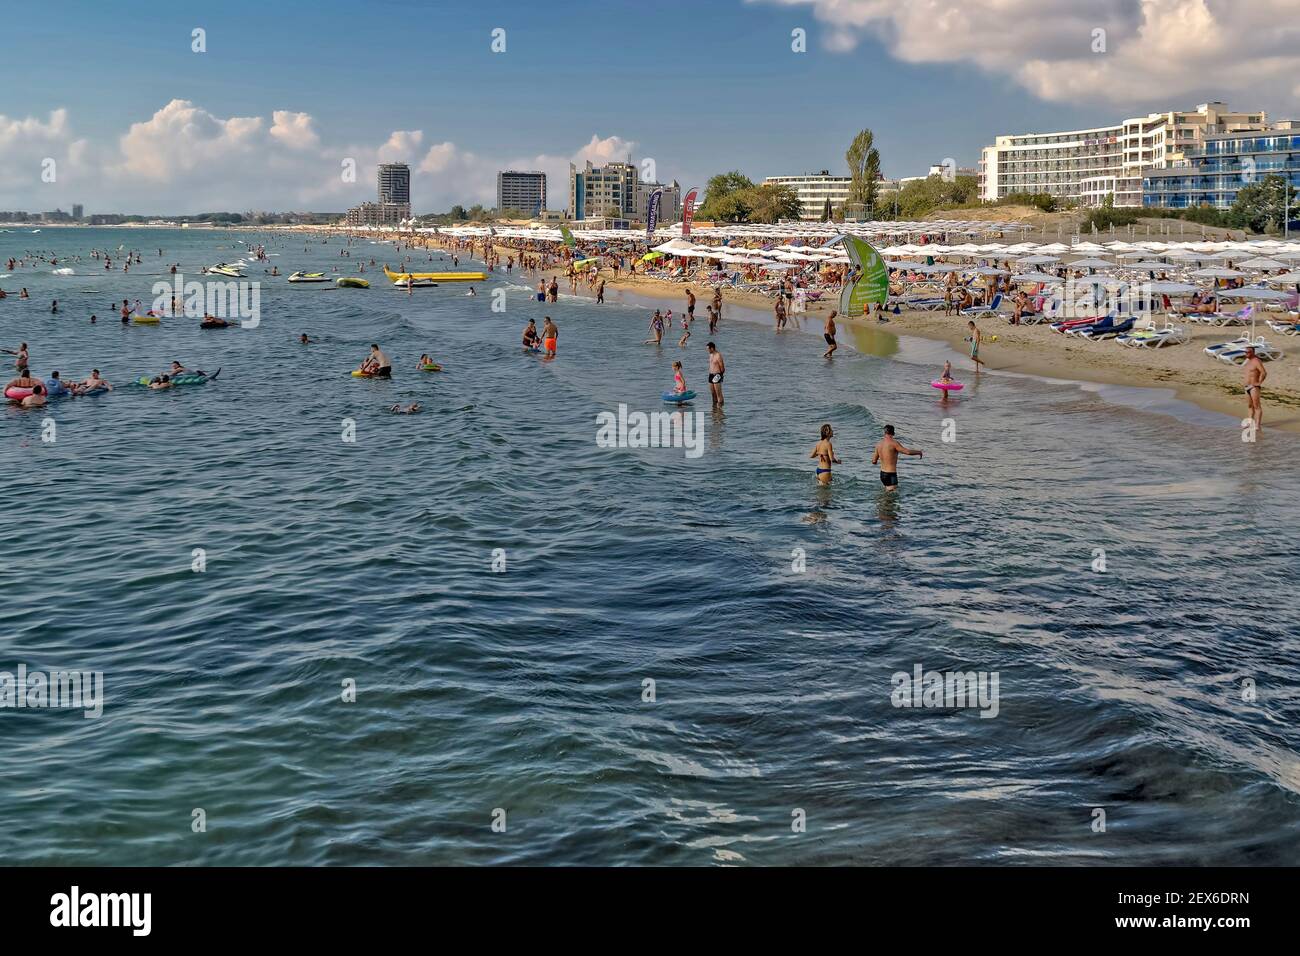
[871, 425, 921, 491]
[1243, 346, 1267, 432]
[822, 310, 838, 359]
[706, 341, 725, 407]
[967, 320, 985, 370]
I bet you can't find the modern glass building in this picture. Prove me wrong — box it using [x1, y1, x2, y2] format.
[1143, 122, 1300, 209]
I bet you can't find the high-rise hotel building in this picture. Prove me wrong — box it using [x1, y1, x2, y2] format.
[496, 171, 547, 215]
[978, 103, 1267, 207]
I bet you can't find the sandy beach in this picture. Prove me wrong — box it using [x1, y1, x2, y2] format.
[396, 232, 1297, 435]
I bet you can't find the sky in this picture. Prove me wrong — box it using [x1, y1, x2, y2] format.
[2, 0, 1298, 214]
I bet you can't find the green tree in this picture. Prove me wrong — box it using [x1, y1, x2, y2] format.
[741, 183, 802, 223]
[1228, 174, 1296, 233]
[697, 171, 755, 220]
[846, 129, 882, 216]
[890, 174, 979, 219]
[449, 204, 467, 221]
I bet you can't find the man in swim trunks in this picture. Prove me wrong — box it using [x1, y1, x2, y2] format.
[823, 310, 838, 359]
[809, 423, 841, 485]
[1243, 346, 1267, 431]
[541, 317, 558, 357]
[370, 344, 392, 377]
[871, 424, 922, 491]
[522, 318, 541, 350]
[685, 288, 695, 324]
[76, 369, 112, 393]
[706, 341, 725, 407]
[967, 321, 985, 369]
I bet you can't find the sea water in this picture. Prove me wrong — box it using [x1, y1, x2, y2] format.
[1, 228, 1297, 865]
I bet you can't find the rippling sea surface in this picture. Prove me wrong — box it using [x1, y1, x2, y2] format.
[2, 227, 1298, 865]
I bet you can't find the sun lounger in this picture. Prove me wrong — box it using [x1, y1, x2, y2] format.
[1204, 335, 1283, 364]
[959, 293, 1003, 319]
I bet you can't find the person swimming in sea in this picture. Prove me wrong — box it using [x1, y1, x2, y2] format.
[809, 424, 841, 485]
[938, 360, 954, 383]
[300, 333, 315, 344]
[522, 318, 540, 350]
[389, 402, 422, 414]
[20, 383, 46, 408]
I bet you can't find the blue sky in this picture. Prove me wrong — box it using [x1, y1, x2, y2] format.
[1, 0, 1292, 213]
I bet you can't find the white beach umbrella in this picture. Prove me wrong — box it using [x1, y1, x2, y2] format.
[1013, 272, 1065, 283]
[1190, 267, 1247, 278]
[1067, 257, 1119, 270]
[1017, 254, 1061, 265]
[1237, 257, 1288, 270]
[1126, 260, 1175, 271]
[1143, 281, 1200, 294]
[1216, 286, 1294, 300]
[1262, 271, 1300, 284]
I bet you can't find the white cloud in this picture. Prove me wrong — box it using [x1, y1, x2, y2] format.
[0, 99, 645, 214]
[755, 0, 1300, 105]
[269, 110, 320, 151]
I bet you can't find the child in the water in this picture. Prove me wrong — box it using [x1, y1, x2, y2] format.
[671, 360, 687, 395]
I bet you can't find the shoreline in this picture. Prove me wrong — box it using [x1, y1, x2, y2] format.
[312, 226, 1300, 436]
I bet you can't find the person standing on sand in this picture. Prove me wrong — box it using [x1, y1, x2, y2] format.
[966, 320, 985, 370]
[706, 342, 725, 407]
[822, 310, 838, 359]
[872, 425, 922, 491]
[809, 423, 841, 485]
[1243, 346, 1267, 431]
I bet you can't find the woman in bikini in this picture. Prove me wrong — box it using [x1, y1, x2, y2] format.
[809, 424, 841, 486]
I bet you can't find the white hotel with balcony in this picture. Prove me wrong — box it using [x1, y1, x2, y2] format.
[978, 103, 1267, 208]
